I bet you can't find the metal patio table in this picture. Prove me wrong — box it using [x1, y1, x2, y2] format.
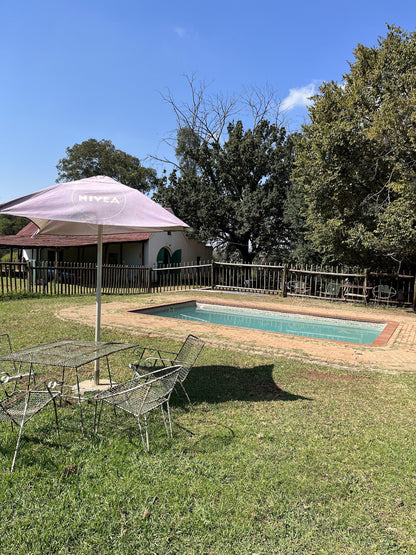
[0, 340, 139, 432]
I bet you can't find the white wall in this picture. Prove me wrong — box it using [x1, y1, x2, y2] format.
[122, 243, 144, 266]
[146, 231, 212, 266]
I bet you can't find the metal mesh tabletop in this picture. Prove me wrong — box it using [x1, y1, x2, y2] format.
[0, 340, 138, 368]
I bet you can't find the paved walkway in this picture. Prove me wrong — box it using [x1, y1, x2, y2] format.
[58, 292, 416, 374]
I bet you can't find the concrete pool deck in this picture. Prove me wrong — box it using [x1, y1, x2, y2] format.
[58, 292, 416, 374]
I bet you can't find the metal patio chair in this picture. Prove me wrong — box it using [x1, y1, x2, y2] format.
[93, 365, 181, 451]
[373, 284, 396, 302]
[129, 334, 205, 405]
[320, 282, 342, 299]
[0, 333, 37, 395]
[0, 373, 60, 472]
[287, 281, 311, 295]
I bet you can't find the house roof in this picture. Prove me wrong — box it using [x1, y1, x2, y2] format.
[0, 222, 152, 248]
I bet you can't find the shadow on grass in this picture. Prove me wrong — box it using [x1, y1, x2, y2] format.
[0, 363, 312, 467]
[175, 364, 312, 405]
[0, 424, 62, 472]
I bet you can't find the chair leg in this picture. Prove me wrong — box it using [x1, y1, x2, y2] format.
[11, 418, 25, 472]
[52, 397, 60, 441]
[144, 415, 149, 451]
[28, 364, 35, 387]
[11, 392, 30, 472]
[160, 405, 169, 437]
[137, 416, 149, 452]
[179, 381, 193, 406]
[105, 356, 113, 388]
[75, 373, 85, 435]
[93, 400, 104, 433]
[166, 401, 173, 438]
[59, 367, 65, 406]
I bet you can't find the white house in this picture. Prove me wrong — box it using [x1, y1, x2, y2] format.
[0, 222, 212, 267]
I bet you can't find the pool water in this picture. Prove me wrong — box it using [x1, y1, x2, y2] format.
[144, 302, 386, 345]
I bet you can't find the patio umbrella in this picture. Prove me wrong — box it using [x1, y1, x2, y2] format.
[0, 175, 189, 382]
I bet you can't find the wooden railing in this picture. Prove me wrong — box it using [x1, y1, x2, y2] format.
[152, 262, 212, 292]
[0, 262, 28, 296]
[1, 260, 415, 307]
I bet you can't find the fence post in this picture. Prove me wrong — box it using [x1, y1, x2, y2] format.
[282, 264, 288, 297]
[413, 276, 416, 312]
[147, 267, 151, 293]
[211, 261, 215, 290]
[363, 268, 369, 304]
[27, 260, 33, 292]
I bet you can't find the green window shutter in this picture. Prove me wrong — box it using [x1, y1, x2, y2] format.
[171, 249, 182, 264]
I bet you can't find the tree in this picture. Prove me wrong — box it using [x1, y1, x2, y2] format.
[155, 76, 293, 263]
[155, 120, 295, 263]
[0, 215, 30, 261]
[0, 215, 29, 235]
[291, 25, 416, 270]
[155, 74, 282, 168]
[56, 139, 159, 192]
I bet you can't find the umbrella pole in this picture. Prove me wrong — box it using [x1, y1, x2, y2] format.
[94, 225, 103, 384]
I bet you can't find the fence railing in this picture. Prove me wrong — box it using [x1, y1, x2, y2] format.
[1, 260, 415, 308]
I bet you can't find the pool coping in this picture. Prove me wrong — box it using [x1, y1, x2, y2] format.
[129, 299, 398, 347]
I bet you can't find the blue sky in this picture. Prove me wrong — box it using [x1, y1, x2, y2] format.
[1, 0, 415, 201]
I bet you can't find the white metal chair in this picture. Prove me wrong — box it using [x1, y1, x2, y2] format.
[288, 281, 310, 295]
[94, 365, 181, 451]
[0, 333, 35, 395]
[0, 372, 60, 472]
[373, 284, 396, 301]
[130, 335, 205, 405]
[320, 282, 342, 298]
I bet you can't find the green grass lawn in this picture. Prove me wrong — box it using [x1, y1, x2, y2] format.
[1, 296, 416, 554]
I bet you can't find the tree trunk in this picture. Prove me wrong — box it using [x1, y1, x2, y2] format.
[238, 241, 255, 264]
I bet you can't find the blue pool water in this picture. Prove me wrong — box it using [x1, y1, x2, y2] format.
[147, 302, 385, 345]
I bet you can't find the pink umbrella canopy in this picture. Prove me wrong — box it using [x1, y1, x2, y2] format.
[0, 175, 188, 234]
[0, 176, 189, 383]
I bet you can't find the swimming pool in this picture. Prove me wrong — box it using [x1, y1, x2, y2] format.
[134, 301, 388, 345]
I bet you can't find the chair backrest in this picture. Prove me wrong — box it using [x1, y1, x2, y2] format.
[373, 284, 396, 300]
[174, 335, 205, 383]
[0, 379, 59, 425]
[139, 365, 182, 414]
[325, 282, 341, 295]
[98, 365, 181, 416]
[154, 365, 182, 396]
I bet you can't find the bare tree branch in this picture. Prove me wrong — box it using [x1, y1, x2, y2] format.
[159, 74, 240, 142]
[241, 84, 282, 127]
[149, 74, 283, 166]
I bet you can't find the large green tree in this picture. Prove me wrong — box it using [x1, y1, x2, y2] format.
[291, 25, 416, 270]
[155, 120, 295, 263]
[56, 139, 159, 192]
[0, 215, 29, 236]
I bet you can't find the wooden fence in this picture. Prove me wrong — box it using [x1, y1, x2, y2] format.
[212, 262, 416, 307]
[1, 260, 415, 308]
